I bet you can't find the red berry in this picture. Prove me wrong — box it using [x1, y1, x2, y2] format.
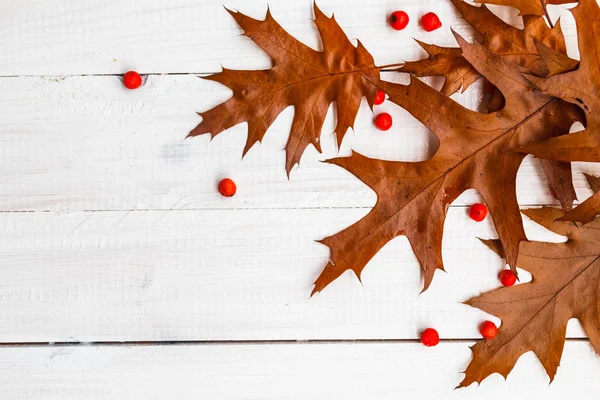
[499, 270, 517, 287]
[421, 12, 442, 32]
[374, 90, 386, 105]
[390, 11, 409, 31]
[469, 203, 488, 222]
[218, 178, 237, 197]
[375, 113, 393, 131]
[480, 321, 498, 340]
[421, 328, 440, 347]
[123, 71, 143, 90]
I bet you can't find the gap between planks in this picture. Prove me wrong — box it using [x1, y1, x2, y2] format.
[0, 203, 568, 213]
[0, 72, 215, 78]
[0, 338, 590, 348]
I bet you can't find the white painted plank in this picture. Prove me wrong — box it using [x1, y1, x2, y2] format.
[0, 208, 587, 342]
[0, 341, 598, 399]
[0, 0, 574, 76]
[1, 74, 597, 212]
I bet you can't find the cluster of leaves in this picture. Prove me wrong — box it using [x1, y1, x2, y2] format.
[194, 0, 600, 387]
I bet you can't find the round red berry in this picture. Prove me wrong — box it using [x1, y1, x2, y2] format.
[123, 71, 143, 90]
[420, 328, 440, 347]
[469, 203, 488, 222]
[421, 12, 442, 32]
[375, 113, 393, 131]
[499, 270, 517, 287]
[390, 11, 409, 31]
[480, 321, 498, 340]
[218, 178, 237, 197]
[374, 90, 386, 106]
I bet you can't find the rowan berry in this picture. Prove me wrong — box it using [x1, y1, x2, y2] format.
[218, 178, 237, 197]
[421, 328, 440, 347]
[421, 12, 442, 32]
[469, 203, 488, 222]
[123, 71, 143, 89]
[499, 270, 517, 287]
[390, 11, 409, 31]
[375, 113, 393, 131]
[374, 90, 386, 105]
[480, 321, 498, 340]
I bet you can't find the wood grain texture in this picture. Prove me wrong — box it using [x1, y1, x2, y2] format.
[0, 0, 531, 76]
[0, 207, 588, 342]
[0, 0, 596, 394]
[0, 75, 597, 212]
[0, 341, 598, 399]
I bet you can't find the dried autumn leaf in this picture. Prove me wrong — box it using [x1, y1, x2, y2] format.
[584, 173, 600, 191]
[539, 157, 577, 211]
[393, 0, 574, 97]
[397, 0, 571, 95]
[401, 1, 577, 209]
[461, 206, 600, 387]
[534, 40, 579, 76]
[398, 40, 481, 96]
[441, 20, 579, 211]
[451, 0, 569, 76]
[312, 34, 583, 295]
[519, 0, 600, 163]
[557, 174, 600, 224]
[189, 5, 380, 175]
[475, 0, 577, 17]
[530, 45, 581, 213]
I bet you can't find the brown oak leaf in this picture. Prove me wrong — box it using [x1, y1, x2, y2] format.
[539, 157, 577, 211]
[584, 173, 600, 192]
[398, 40, 481, 96]
[312, 34, 583, 295]
[475, 0, 577, 17]
[461, 205, 600, 387]
[451, 0, 569, 77]
[397, 0, 572, 96]
[534, 40, 579, 77]
[557, 174, 600, 224]
[189, 5, 380, 175]
[401, 1, 577, 210]
[519, 0, 600, 163]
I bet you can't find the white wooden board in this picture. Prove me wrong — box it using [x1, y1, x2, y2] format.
[0, 0, 597, 396]
[0, 75, 597, 212]
[0, 341, 598, 399]
[0, 0, 577, 76]
[0, 207, 587, 342]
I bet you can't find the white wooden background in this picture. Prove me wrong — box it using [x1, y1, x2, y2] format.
[0, 0, 598, 398]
